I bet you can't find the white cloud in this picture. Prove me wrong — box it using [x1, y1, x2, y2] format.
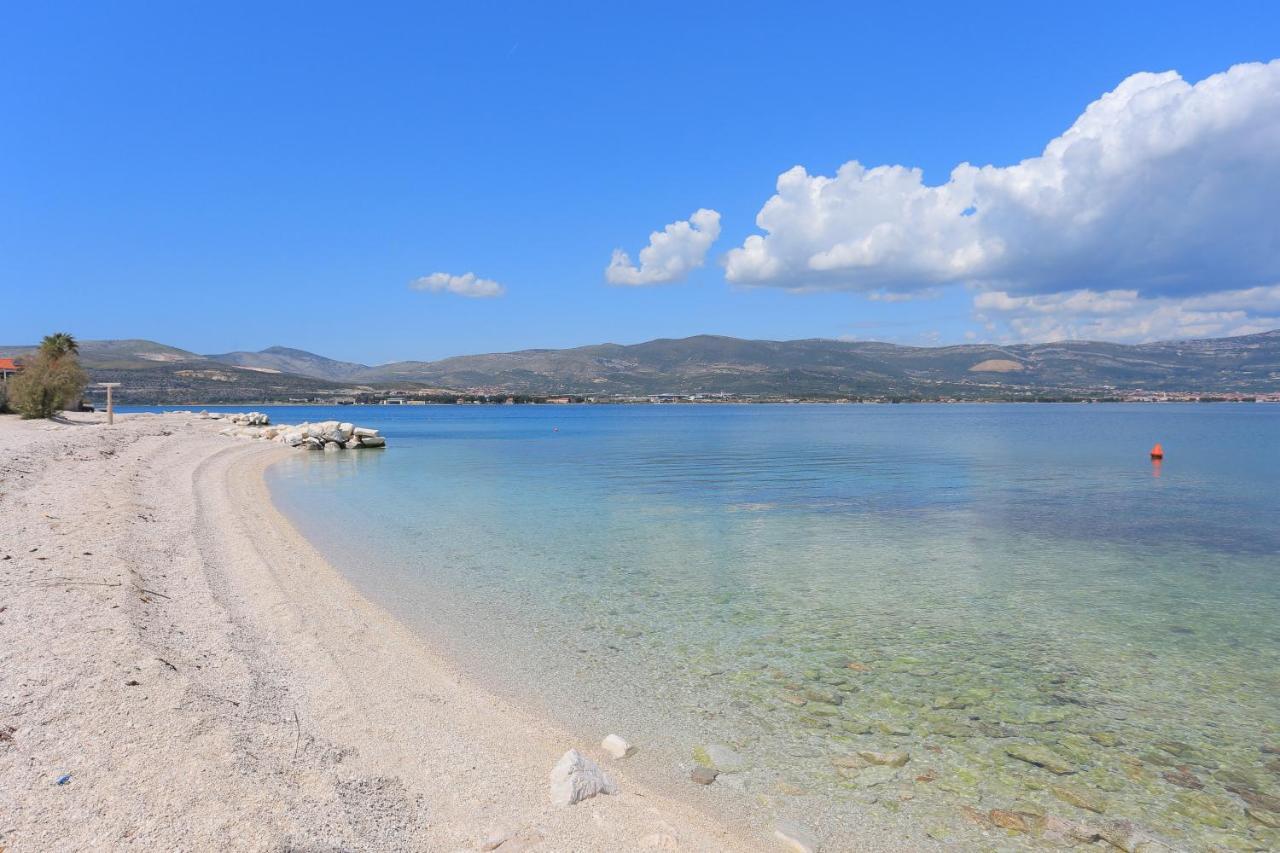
[410, 271, 505, 298]
[606, 208, 722, 286]
[974, 284, 1280, 343]
[724, 60, 1280, 302]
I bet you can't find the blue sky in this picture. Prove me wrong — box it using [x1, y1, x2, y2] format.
[3, 1, 1279, 363]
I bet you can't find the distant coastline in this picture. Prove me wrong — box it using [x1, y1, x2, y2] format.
[5, 330, 1279, 407]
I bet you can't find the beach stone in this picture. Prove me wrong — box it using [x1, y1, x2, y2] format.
[1006, 743, 1076, 774]
[690, 766, 718, 785]
[845, 661, 870, 672]
[360, 435, 386, 448]
[1090, 731, 1122, 747]
[601, 734, 635, 759]
[778, 691, 807, 706]
[323, 441, 342, 452]
[549, 748, 616, 806]
[858, 750, 909, 767]
[1052, 783, 1107, 813]
[773, 820, 819, 853]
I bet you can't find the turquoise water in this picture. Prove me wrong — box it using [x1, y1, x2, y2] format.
[161, 404, 1280, 848]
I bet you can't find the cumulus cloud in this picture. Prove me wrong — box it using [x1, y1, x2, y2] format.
[974, 284, 1280, 343]
[409, 272, 505, 298]
[606, 208, 722, 286]
[724, 60, 1280, 301]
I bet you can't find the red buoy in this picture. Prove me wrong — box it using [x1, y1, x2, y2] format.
[1150, 443, 1164, 460]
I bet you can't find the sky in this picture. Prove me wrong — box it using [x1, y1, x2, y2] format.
[3, 1, 1279, 364]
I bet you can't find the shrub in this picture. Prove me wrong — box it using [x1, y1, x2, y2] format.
[9, 334, 87, 419]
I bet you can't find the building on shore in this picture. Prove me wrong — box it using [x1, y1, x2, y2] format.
[0, 357, 22, 386]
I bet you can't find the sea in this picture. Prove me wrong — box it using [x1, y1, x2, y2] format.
[129, 402, 1280, 849]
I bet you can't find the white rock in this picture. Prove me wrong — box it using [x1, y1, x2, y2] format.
[601, 734, 635, 759]
[773, 821, 819, 853]
[323, 441, 342, 452]
[359, 435, 386, 448]
[353, 426, 379, 437]
[549, 748, 616, 806]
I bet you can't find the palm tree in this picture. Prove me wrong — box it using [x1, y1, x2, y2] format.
[39, 332, 79, 359]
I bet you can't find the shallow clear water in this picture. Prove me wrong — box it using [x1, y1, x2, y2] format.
[159, 404, 1280, 848]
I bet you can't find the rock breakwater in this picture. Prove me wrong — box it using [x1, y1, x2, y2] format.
[217, 415, 386, 451]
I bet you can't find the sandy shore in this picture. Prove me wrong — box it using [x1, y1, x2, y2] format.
[0, 413, 764, 852]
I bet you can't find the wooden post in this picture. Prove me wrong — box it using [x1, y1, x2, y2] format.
[98, 382, 121, 425]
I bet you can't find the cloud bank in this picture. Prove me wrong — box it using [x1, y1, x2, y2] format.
[606, 208, 722, 286]
[721, 60, 1280, 341]
[410, 272, 505, 298]
[975, 284, 1280, 343]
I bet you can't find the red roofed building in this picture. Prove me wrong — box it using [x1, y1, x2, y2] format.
[0, 357, 22, 382]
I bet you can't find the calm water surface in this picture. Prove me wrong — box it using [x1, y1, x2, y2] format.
[163, 404, 1280, 849]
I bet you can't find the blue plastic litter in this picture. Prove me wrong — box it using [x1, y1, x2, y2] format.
[56, 773, 71, 785]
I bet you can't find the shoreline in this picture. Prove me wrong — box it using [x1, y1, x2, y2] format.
[0, 413, 765, 851]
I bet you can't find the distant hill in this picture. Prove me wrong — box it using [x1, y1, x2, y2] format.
[352, 331, 1280, 396]
[0, 339, 394, 404]
[205, 346, 370, 381]
[2, 330, 1278, 402]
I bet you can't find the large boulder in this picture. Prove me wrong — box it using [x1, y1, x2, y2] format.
[549, 749, 616, 806]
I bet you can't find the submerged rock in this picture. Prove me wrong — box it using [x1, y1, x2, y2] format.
[1006, 743, 1076, 774]
[804, 687, 842, 705]
[549, 748, 616, 806]
[858, 750, 909, 767]
[1247, 806, 1280, 828]
[1226, 784, 1280, 812]
[704, 744, 746, 771]
[1052, 783, 1107, 813]
[1162, 768, 1203, 790]
[988, 809, 1028, 832]
[1097, 819, 1176, 852]
[690, 766, 718, 785]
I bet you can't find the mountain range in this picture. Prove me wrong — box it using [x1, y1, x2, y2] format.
[2, 331, 1279, 403]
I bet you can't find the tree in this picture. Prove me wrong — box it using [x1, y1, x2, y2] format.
[39, 332, 80, 359]
[9, 333, 88, 419]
